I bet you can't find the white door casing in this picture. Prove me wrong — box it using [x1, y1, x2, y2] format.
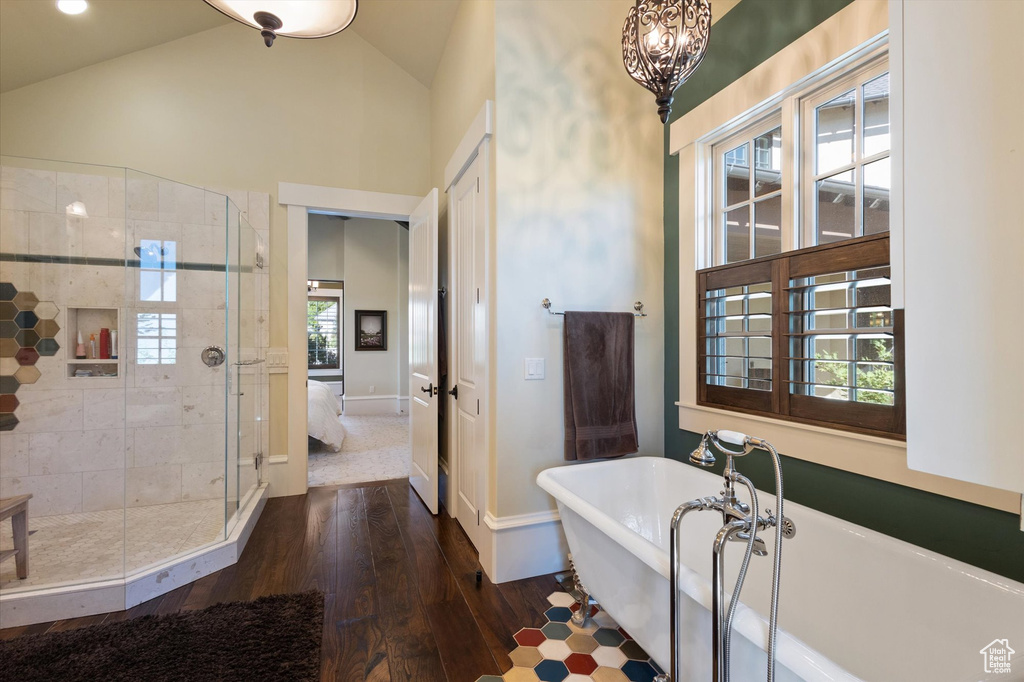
[409, 188, 440, 514]
[449, 148, 489, 552]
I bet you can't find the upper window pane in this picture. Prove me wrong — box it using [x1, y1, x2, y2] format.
[755, 196, 782, 258]
[754, 127, 782, 197]
[863, 157, 891, 235]
[725, 206, 751, 263]
[862, 72, 890, 157]
[724, 143, 750, 206]
[815, 89, 855, 175]
[815, 169, 855, 244]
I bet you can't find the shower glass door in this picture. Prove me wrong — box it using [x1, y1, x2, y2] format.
[225, 207, 262, 536]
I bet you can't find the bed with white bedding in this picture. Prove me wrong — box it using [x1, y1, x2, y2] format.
[308, 380, 346, 451]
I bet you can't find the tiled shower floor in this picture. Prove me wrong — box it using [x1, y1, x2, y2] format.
[0, 498, 225, 590]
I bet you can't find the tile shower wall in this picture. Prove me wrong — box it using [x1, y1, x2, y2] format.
[0, 164, 269, 518]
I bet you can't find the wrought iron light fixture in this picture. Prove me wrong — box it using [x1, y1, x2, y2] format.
[204, 0, 358, 48]
[622, 0, 712, 123]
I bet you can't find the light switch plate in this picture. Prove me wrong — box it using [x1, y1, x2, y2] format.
[525, 357, 545, 380]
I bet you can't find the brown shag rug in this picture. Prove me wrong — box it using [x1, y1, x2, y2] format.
[0, 590, 324, 682]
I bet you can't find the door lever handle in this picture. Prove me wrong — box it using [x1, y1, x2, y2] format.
[421, 382, 433, 395]
[448, 385, 458, 399]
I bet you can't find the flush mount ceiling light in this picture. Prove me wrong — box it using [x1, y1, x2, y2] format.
[56, 0, 88, 15]
[622, 0, 711, 123]
[203, 0, 358, 48]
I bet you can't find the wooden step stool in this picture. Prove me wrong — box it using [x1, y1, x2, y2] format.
[1, 494, 31, 579]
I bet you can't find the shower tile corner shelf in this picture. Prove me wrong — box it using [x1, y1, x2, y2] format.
[66, 306, 121, 378]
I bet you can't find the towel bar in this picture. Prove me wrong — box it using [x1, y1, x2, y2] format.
[541, 298, 647, 317]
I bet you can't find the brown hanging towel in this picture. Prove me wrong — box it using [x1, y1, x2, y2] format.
[562, 311, 638, 460]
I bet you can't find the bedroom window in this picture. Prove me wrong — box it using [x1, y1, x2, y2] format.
[307, 297, 340, 370]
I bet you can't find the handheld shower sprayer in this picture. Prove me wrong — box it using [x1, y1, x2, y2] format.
[665, 430, 793, 682]
[688, 429, 754, 467]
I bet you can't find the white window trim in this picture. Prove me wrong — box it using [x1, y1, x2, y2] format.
[668, 0, 1019, 514]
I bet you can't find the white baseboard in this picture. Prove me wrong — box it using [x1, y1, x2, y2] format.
[397, 396, 409, 415]
[484, 510, 570, 583]
[343, 394, 401, 415]
[0, 484, 269, 627]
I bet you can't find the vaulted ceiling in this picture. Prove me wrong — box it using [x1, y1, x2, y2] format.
[0, 0, 461, 93]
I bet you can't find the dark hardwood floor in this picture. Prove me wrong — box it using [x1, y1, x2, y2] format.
[0, 479, 561, 682]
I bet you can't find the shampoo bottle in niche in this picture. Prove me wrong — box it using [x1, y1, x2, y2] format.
[99, 328, 110, 359]
[111, 330, 118, 360]
[89, 334, 96, 360]
[75, 331, 86, 359]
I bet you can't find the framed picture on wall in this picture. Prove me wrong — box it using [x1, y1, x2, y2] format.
[354, 310, 387, 351]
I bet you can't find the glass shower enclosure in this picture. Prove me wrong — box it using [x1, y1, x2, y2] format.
[0, 156, 267, 603]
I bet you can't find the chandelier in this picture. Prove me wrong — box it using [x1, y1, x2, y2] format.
[204, 1, 358, 48]
[622, 0, 711, 123]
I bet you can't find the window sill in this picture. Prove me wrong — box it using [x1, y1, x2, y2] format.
[675, 401, 1020, 514]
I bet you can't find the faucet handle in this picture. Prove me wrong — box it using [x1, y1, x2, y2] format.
[764, 509, 797, 539]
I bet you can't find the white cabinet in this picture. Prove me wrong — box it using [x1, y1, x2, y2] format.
[895, 0, 1024, 493]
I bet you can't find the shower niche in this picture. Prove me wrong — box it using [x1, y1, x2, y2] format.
[65, 307, 120, 378]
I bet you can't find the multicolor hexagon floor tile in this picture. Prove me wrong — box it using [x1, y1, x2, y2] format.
[475, 591, 664, 682]
[0, 282, 60, 431]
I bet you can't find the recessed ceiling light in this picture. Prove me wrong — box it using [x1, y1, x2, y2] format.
[56, 0, 88, 15]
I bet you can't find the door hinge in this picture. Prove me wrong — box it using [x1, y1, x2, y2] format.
[476, 287, 480, 304]
[477, 399, 480, 416]
[476, 176, 480, 193]
[477, 509, 480, 525]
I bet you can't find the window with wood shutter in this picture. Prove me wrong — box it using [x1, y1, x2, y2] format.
[697, 233, 904, 439]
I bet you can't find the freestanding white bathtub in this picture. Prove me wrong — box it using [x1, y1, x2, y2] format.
[538, 456, 1024, 681]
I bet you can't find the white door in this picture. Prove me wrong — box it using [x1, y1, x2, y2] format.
[449, 151, 488, 551]
[409, 189, 440, 514]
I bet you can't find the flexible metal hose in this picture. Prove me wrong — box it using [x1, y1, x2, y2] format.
[760, 440, 785, 682]
[721, 471, 758, 679]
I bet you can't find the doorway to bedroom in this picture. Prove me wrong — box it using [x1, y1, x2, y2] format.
[306, 213, 411, 487]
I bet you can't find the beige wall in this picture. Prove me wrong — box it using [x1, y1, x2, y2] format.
[429, 0, 497, 469]
[493, 0, 665, 517]
[342, 218, 406, 400]
[307, 214, 345, 282]
[0, 21, 431, 485]
[429, 0, 496, 195]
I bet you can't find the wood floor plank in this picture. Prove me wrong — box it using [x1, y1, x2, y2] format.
[294, 486, 339, 595]
[322, 594, 391, 682]
[386, 482, 460, 605]
[364, 485, 447, 682]
[46, 613, 106, 633]
[428, 504, 525, 671]
[0, 621, 52, 641]
[249, 494, 310, 598]
[387, 484, 502, 680]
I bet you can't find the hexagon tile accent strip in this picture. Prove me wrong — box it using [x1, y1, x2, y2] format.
[475, 591, 664, 682]
[0, 282, 60, 431]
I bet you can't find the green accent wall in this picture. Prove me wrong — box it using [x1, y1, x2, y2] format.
[662, 0, 1024, 583]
